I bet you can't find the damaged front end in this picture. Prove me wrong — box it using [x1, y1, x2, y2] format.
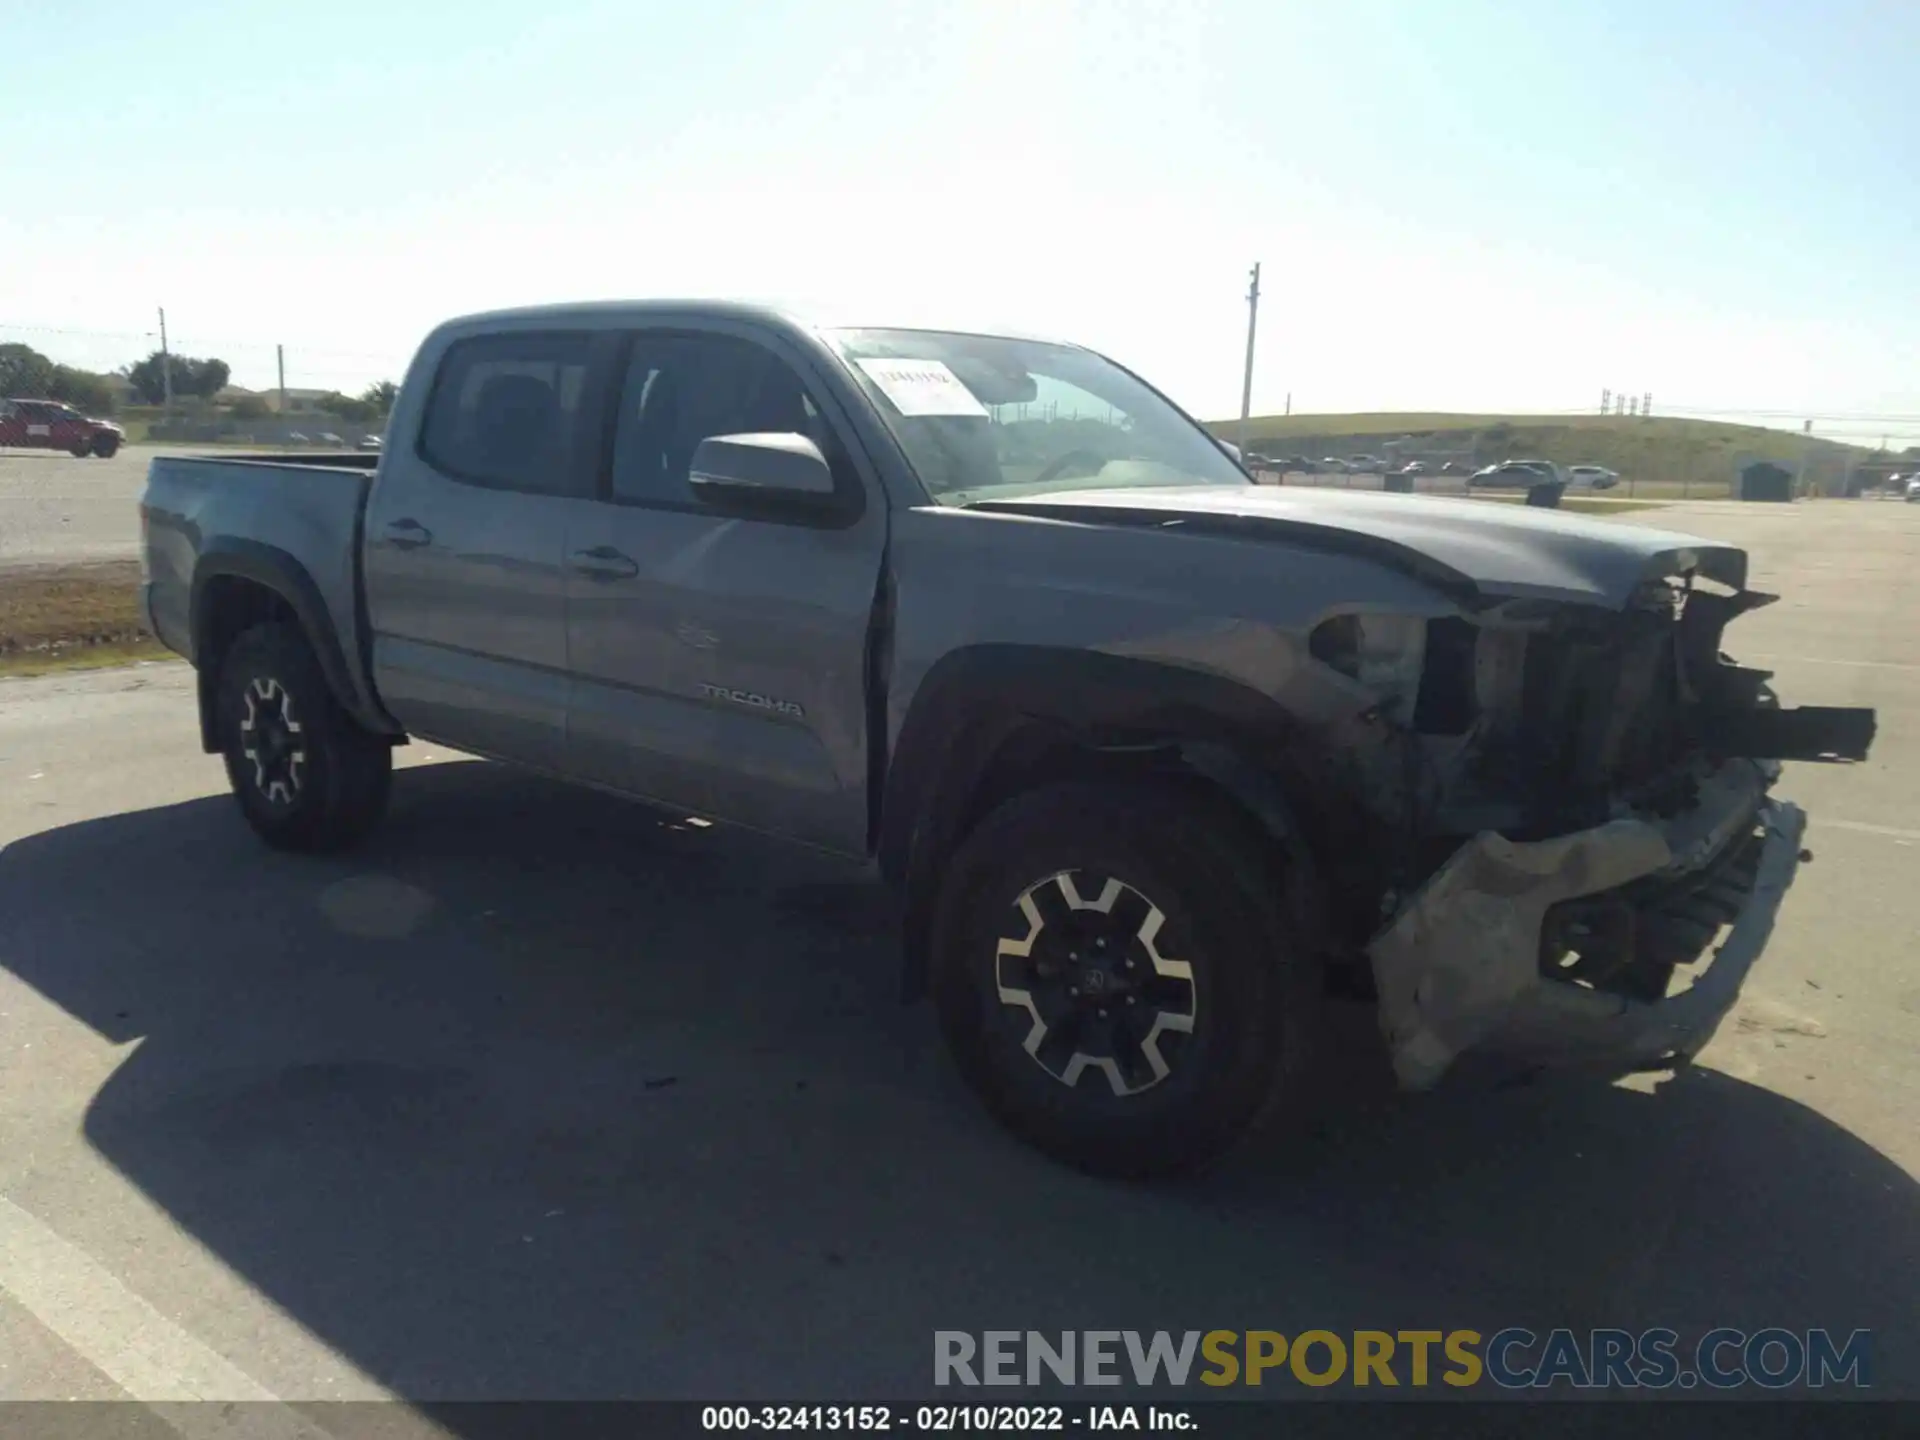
[1302, 566, 1875, 1090]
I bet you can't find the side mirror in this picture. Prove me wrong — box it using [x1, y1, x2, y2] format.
[688, 432, 846, 520]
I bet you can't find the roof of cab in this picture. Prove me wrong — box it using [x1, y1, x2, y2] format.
[429, 299, 1083, 350]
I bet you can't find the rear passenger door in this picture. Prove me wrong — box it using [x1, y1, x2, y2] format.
[364, 329, 608, 770]
[562, 327, 886, 856]
[17, 402, 55, 448]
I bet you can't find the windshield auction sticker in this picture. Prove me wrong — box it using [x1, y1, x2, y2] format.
[855, 358, 991, 418]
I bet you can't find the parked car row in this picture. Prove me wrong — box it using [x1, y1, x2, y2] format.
[281, 431, 381, 450]
[1469, 460, 1621, 490]
[1240, 449, 1626, 492]
[1242, 452, 1403, 475]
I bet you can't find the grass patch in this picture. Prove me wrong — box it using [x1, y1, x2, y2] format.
[0, 561, 170, 675]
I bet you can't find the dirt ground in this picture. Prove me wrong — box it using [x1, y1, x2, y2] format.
[0, 561, 160, 669]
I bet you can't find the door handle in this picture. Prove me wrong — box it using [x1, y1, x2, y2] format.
[384, 517, 432, 550]
[570, 546, 639, 582]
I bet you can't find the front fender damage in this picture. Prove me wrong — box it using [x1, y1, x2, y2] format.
[1369, 773, 1808, 1089]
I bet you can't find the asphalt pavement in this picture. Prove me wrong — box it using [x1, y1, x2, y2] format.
[0, 447, 152, 569]
[0, 500, 1915, 1422]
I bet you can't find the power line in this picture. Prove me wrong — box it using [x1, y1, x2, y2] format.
[0, 321, 404, 364]
[1646, 404, 1920, 424]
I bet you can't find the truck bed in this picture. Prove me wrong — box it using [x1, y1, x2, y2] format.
[141, 454, 376, 702]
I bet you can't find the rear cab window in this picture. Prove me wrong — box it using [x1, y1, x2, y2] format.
[418, 331, 595, 495]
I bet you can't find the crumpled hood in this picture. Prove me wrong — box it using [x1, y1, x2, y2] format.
[975, 484, 1749, 608]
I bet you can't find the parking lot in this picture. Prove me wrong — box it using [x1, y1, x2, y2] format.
[0, 498, 1916, 1415]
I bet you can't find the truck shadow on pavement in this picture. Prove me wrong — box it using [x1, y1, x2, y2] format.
[1, 757, 1915, 1403]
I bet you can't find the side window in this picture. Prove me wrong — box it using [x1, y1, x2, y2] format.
[609, 333, 840, 507]
[419, 332, 593, 494]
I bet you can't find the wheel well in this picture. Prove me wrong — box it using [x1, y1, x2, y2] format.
[898, 719, 1316, 999]
[192, 576, 301, 751]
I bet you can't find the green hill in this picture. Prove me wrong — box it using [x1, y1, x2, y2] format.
[1207, 412, 1874, 496]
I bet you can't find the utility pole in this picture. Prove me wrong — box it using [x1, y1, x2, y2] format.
[277, 344, 287, 416]
[157, 307, 173, 421]
[1238, 262, 1261, 450]
[1285, 391, 1291, 417]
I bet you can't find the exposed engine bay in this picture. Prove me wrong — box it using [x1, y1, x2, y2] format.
[1295, 569, 1876, 1088]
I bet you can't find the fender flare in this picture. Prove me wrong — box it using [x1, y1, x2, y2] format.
[880, 645, 1316, 995]
[188, 540, 376, 752]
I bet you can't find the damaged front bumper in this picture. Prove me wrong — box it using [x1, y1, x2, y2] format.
[1369, 759, 1807, 1090]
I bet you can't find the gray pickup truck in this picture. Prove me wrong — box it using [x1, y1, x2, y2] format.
[139, 301, 1875, 1176]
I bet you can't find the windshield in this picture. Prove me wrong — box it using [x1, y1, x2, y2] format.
[826, 328, 1249, 505]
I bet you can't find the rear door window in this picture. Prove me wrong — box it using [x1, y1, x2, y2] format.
[419, 332, 595, 495]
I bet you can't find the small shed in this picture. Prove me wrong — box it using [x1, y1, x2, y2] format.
[1739, 461, 1794, 503]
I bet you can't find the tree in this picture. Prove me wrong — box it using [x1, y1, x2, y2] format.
[49, 365, 116, 416]
[127, 350, 232, 404]
[229, 394, 272, 421]
[0, 343, 115, 414]
[317, 391, 377, 423]
[186, 357, 230, 399]
[360, 380, 399, 415]
[0, 342, 57, 397]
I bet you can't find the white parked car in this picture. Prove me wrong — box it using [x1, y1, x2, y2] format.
[1906, 476, 1920, 503]
[1567, 465, 1620, 490]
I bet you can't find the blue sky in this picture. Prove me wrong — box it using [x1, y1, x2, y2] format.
[3, 0, 1915, 442]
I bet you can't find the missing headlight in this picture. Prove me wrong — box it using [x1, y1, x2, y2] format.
[1310, 613, 1428, 720]
[1413, 617, 1477, 735]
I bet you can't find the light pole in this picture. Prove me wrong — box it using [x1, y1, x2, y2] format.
[1238, 263, 1261, 451]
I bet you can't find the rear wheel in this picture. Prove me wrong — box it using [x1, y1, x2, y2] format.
[216, 622, 391, 852]
[930, 780, 1314, 1178]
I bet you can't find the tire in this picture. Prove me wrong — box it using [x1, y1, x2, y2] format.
[91, 436, 120, 458]
[929, 780, 1315, 1178]
[215, 622, 391, 852]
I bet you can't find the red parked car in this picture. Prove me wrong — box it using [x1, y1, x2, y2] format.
[0, 397, 125, 457]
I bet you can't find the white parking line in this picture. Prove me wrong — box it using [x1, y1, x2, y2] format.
[1744, 654, 1920, 672]
[0, 1195, 333, 1438]
[1818, 818, 1920, 844]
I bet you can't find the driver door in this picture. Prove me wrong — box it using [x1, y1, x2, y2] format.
[564, 326, 886, 856]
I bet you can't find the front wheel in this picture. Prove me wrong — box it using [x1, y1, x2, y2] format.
[216, 622, 392, 852]
[929, 781, 1315, 1178]
[91, 435, 120, 458]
